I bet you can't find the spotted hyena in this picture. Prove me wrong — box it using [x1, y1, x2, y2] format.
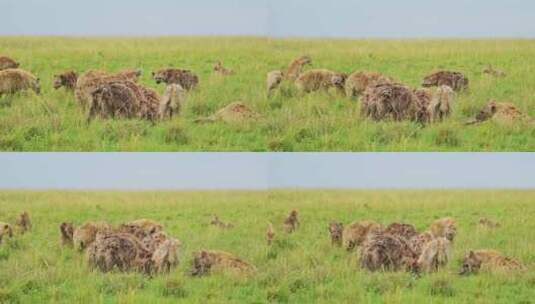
[328, 222, 344, 247]
[16, 211, 32, 234]
[284, 210, 300, 233]
[459, 250, 525, 275]
[359, 232, 418, 272]
[60, 222, 75, 247]
[191, 250, 255, 277]
[53, 71, 78, 91]
[422, 70, 469, 92]
[342, 220, 383, 251]
[152, 68, 199, 91]
[430, 218, 457, 242]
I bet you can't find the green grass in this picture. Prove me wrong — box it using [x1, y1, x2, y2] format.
[0, 190, 534, 303]
[0, 37, 534, 151]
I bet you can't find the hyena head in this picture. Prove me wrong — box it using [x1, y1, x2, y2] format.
[191, 250, 213, 276]
[331, 73, 348, 88]
[152, 69, 171, 84]
[298, 55, 312, 66]
[459, 251, 482, 275]
[476, 101, 498, 122]
[328, 222, 344, 244]
[53, 71, 78, 90]
[422, 73, 439, 87]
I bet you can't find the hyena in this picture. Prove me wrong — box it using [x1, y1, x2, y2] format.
[191, 250, 256, 277]
[328, 222, 344, 247]
[60, 222, 75, 247]
[284, 210, 300, 233]
[459, 250, 526, 275]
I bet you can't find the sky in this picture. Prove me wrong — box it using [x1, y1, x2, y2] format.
[1, 153, 534, 190]
[1, 0, 535, 38]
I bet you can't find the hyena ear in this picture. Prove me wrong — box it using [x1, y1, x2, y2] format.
[200, 250, 208, 258]
[468, 251, 475, 258]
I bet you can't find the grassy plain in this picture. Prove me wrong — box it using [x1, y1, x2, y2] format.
[0, 190, 534, 303]
[0, 37, 534, 151]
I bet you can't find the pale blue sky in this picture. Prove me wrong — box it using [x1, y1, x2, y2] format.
[1, 153, 534, 190]
[1, 0, 534, 37]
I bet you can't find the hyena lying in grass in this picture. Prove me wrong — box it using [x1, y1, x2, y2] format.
[191, 250, 256, 277]
[195, 102, 260, 124]
[459, 250, 525, 275]
[210, 215, 234, 229]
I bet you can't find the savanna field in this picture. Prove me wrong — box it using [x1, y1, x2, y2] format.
[0, 190, 534, 303]
[0, 37, 534, 151]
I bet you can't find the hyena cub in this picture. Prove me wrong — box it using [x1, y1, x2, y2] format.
[284, 210, 300, 233]
[16, 211, 32, 234]
[459, 250, 526, 275]
[191, 250, 256, 277]
[328, 222, 344, 247]
[60, 222, 75, 246]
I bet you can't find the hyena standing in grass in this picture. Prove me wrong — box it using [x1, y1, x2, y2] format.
[0, 69, 40, 96]
[0, 222, 14, 245]
[417, 237, 452, 273]
[328, 222, 344, 247]
[359, 231, 419, 272]
[284, 210, 300, 233]
[60, 222, 75, 247]
[342, 220, 383, 251]
[266, 70, 284, 97]
[285, 55, 312, 81]
[430, 218, 457, 241]
[16, 211, 32, 234]
[266, 222, 275, 246]
[422, 70, 469, 92]
[53, 71, 78, 91]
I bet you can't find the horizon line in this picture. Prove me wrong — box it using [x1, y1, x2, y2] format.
[1, 35, 534, 41]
